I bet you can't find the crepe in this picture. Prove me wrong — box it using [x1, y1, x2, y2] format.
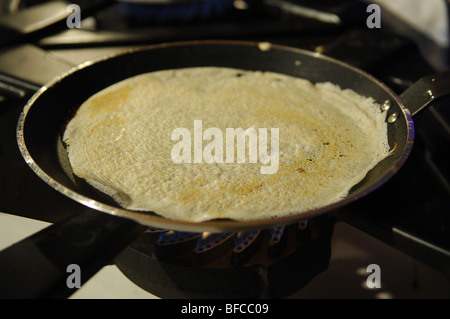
[63, 67, 389, 222]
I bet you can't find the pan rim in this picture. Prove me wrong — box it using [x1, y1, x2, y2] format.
[16, 39, 415, 233]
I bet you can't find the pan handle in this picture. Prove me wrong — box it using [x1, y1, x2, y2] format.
[0, 210, 146, 298]
[400, 70, 450, 116]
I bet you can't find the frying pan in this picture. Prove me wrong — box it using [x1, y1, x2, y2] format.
[1, 40, 449, 298]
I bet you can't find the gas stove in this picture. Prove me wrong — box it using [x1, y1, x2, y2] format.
[0, 0, 449, 299]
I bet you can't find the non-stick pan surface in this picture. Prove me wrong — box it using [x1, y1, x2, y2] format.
[15, 40, 444, 233]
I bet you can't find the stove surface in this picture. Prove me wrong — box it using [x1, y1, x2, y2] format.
[1, 212, 449, 299]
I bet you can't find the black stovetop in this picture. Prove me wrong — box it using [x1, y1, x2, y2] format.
[0, 0, 449, 283]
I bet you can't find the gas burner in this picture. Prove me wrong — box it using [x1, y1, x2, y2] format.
[114, 215, 333, 298]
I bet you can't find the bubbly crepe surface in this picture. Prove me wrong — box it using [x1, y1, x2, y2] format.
[63, 67, 389, 222]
